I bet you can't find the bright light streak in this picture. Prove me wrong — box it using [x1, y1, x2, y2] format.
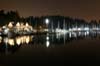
[46, 40, 50, 47]
[26, 36, 30, 44]
[16, 37, 21, 45]
[69, 32, 72, 38]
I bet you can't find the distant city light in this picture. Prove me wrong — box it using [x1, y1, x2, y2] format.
[16, 22, 20, 27]
[4, 28, 9, 34]
[46, 36, 49, 40]
[84, 27, 89, 31]
[8, 22, 13, 28]
[45, 18, 49, 24]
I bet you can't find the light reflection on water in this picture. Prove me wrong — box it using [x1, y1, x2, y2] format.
[0, 31, 99, 54]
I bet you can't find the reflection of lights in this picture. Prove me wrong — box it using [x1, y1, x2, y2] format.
[46, 40, 50, 47]
[84, 31, 89, 36]
[46, 36, 49, 40]
[4, 38, 8, 44]
[8, 39, 14, 46]
[86, 31, 89, 35]
[69, 32, 72, 38]
[26, 23, 29, 27]
[16, 37, 21, 45]
[0, 36, 2, 43]
[72, 32, 77, 37]
[3, 36, 32, 46]
[45, 18, 49, 24]
[26, 36, 30, 44]
[79, 32, 81, 36]
[85, 32, 87, 36]
[16, 36, 32, 44]
[0, 36, 2, 40]
[56, 33, 60, 39]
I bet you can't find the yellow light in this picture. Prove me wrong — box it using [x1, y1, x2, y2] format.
[0, 36, 2, 43]
[26, 36, 30, 44]
[26, 23, 29, 27]
[16, 22, 20, 27]
[8, 39, 14, 46]
[8, 22, 13, 28]
[16, 37, 21, 45]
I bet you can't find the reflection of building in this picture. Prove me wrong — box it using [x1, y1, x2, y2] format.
[0, 35, 33, 54]
[3, 36, 33, 46]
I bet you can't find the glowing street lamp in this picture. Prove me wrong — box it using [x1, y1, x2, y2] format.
[45, 18, 49, 25]
[45, 18, 50, 32]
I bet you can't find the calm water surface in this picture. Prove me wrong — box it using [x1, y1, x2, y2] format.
[0, 31, 100, 65]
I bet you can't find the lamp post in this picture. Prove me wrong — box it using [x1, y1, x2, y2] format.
[45, 18, 49, 32]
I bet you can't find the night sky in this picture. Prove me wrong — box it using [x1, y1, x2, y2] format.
[0, 0, 100, 21]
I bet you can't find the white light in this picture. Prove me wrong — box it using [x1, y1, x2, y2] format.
[69, 28, 72, 31]
[84, 27, 89, 31]
[62, 29, 67, 34]
[77, 28, 81, 31]
[69, 32, 72, 38]
[46, 36, 49, 40]
[86, 31, 89, 35]
[4, 28, 9, 34]
[45, 18, 49, 24]
[46, 40, 50, 47]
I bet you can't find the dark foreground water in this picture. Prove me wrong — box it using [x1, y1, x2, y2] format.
[0, 31, 100, 65]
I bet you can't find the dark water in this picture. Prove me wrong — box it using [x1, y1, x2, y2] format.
[0, 31, 100, 65]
